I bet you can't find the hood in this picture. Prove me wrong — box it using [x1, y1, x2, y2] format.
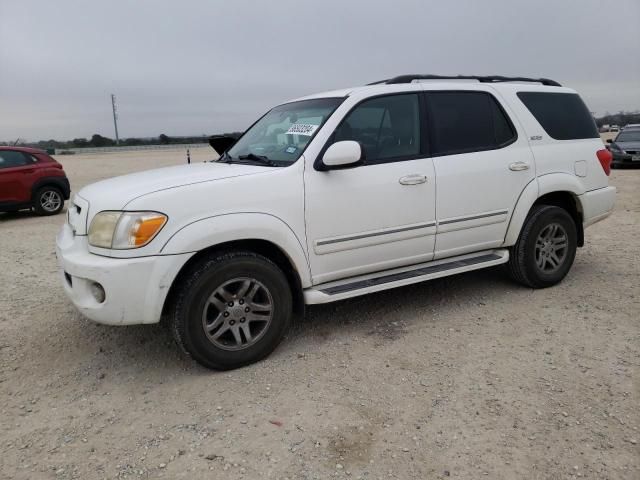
[79, 162, 269, 208]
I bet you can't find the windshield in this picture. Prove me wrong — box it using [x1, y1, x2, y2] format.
[225, 97, 343, 165]
[616, 130, 640, 142]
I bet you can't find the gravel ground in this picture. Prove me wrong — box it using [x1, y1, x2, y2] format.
[1, 149, 638, 480]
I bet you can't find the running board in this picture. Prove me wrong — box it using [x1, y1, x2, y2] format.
[304, 249, 509, 304]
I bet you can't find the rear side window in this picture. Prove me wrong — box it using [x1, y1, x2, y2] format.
[426, 91, 516, 156]
[517, 92, 598, 140]
[0, 150, 30, 169]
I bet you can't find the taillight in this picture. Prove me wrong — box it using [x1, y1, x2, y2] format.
[596, 149, 612, 176]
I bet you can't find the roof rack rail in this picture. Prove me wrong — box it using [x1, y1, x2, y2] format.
[367, 74, 562, 87]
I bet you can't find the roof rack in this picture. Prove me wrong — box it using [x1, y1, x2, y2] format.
[367, 74, 562, 87]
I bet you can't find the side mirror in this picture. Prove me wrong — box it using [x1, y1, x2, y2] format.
[606, 138, 613, 143]
[320, 140, 363, 170]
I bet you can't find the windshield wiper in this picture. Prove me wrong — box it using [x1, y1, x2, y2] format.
[237, 153, 278, 167]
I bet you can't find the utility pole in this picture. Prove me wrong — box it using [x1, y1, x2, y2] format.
[111, 94, 120, 145]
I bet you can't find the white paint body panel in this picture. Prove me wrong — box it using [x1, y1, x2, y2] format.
[304, 157, 436, 284]
[56, 80, 616, 326]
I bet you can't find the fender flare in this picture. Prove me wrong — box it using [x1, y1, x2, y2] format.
[160, 212, 312, 287]
[503, 173, 585, 246]
[31, 176, 71, 200]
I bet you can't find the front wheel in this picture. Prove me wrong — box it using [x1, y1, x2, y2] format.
[508, 205, 577, 288]
[170, 251, 292, 370]
[34, 186, 64, 215]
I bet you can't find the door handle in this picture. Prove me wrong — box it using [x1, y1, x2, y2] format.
[399, 174, 427, 185]
[509, 162, 530, 171]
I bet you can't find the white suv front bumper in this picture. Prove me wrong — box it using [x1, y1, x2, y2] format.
[56, 223, 193, 325]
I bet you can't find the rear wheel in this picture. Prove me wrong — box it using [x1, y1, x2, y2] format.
[508, 205, 577, 288]
[170, 251, 292, 370]
[34, 186, 64, 215]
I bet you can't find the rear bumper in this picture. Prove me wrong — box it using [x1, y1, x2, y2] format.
[579, 186, 616, 228]
[56, 223, 193, 325]
[611, 151, 640, 165]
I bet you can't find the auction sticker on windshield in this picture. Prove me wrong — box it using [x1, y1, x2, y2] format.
[286, 123, 319, 136]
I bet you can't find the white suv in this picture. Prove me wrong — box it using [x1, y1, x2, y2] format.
[56, 74, 616, 370]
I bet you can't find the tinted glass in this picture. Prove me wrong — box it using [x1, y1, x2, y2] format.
[0, 151, 29, 169]
[227, 98, 343, 164]
[491, 98, 515, 145]
[426, 91, 516, 156]
[517, 92, 598, 140]
[616, 130, 640, 142]
[332, 94, 420, 163]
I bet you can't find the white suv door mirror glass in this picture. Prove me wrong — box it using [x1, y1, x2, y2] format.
[322, 140, 362, 168]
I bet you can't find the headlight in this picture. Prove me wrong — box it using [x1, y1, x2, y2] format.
[88, 211, 167, 249]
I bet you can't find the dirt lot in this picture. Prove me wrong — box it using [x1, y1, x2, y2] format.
[1, 148, 638, 480]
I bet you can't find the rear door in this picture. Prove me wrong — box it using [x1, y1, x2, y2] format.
[423, 89, 536, 259]
[0, 150, 38, 204]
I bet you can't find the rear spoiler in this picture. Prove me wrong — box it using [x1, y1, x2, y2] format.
[208, 135, 238, 155]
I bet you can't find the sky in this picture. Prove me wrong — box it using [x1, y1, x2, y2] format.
[1, 0, 639, 142]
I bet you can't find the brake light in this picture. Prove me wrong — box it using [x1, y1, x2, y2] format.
[596, 149, 612, 176]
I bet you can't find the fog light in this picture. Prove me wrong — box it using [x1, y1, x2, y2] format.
[89, 281, 106, 303]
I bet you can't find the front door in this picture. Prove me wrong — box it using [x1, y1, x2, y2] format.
[423, 89, 536, 259]
[304, 93, 436, 285]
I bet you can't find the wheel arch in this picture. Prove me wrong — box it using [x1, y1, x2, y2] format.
[532, 191, 584, 247]
[504, 174, 585, 247]
[31, 176, 71, 201]
[162, 238, 306, 322]
[160, 213, 311, 321]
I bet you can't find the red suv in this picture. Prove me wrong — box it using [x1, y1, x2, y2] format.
[0, 146, 70, 215]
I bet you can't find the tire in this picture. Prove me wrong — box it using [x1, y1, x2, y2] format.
[507, 205, 577, 288]
[33, 186, 64, 215]
[170, 251, 293, 370]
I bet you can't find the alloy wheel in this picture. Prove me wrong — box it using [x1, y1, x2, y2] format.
[201, 277, 274, 351]
[40, 190, 62, 212]
[534, 222, 568, 273]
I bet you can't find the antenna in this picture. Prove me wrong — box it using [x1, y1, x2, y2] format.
[111, 94, 120, 145]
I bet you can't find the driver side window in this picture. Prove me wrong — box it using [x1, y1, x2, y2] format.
[332, 93, 421, 164]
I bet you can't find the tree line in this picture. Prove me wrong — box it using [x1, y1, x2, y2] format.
[1, 133, 242, 151]
[594, 111, 640, 128]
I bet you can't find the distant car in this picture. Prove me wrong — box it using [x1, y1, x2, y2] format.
[0, 146, 70, 215]
[621, 123, 640, 131]
[609, 125, 620, 132]
[607, 129, 640, 168]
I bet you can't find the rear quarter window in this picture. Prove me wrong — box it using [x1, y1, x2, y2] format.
[517, 92, 598, 140]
